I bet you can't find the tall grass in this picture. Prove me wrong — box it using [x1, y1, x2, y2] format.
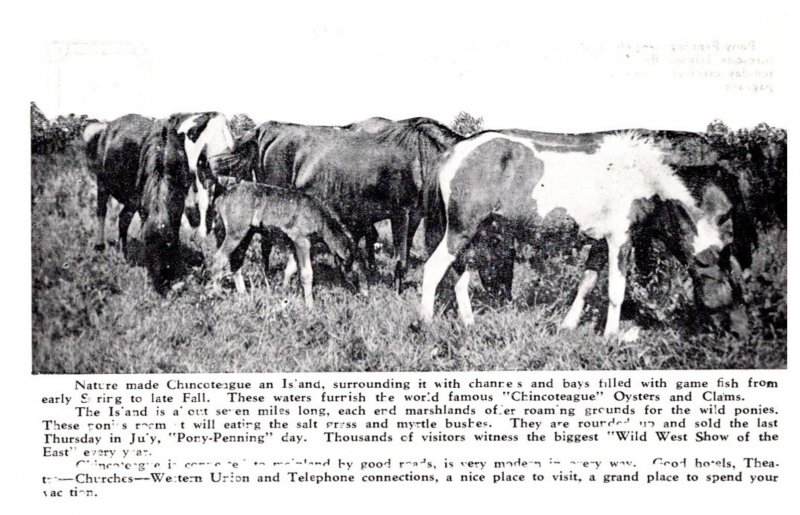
[31, 144, 787, 373]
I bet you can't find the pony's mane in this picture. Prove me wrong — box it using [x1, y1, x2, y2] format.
[374, 117, 462, 152]
[599, 131, 728, 252]
[140, 125, 190, 196]
[141, 125, 168, 181]
[599, 131, 699, 213]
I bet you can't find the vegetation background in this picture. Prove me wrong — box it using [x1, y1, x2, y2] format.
[30, 104, 787, 373]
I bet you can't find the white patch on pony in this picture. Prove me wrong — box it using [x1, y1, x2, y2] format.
[82, 122, 106, 142]
[529, 132, 697, 241]
[180, 213, 193, 233]
[561, 269, 598, 329]
[233, 270, 246, 293]
[419, 230, 456, 322]
[195, 182, 210, 239]
[176, 114, 236, 240]
[454, 270, 475, 326]
[693, 217, 724, 254]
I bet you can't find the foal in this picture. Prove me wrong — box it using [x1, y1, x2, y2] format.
[210, 182, 366, 307]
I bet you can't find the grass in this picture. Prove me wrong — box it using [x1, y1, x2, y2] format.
[31, 143, 787, 373]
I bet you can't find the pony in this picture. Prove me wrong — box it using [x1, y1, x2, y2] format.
[137, 125, 194, 294]
[82, 112, 236, 253]
[215, 117, 462, 292]
[432, 129, 756, 336]
[419, 130, 747, 339]
[210, 182, 367, 308]
[166, 112, 237, 238]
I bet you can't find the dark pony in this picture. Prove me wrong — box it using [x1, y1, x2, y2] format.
[82, 112, 235, 255]
[212, 117, 462, 292]
[210, 182, 367, 307]
[137, 125, 195, 294]
[83, 114, 157, 253]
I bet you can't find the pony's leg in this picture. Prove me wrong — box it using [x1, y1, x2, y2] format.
[282, 254, 298, 289]
[391, 210, 410, 293]
[210, 229, 249, 291]
[180, 213, 193, 234]
[452, 260, 475, 326]
[363, 225, 378, 268]
[407, 210, 423, 262]
[475, 221, 515, 302]
[293, 237, 314, 309]
[561, 241, 606, 330]
[118, 204, 136, 256]
[228, 230, 254, 294]
[420, 233, 457, 322]
[561, 271, 598, 330]
[94, 184, 110, 251]
[195, 178, 210, 240]
[260, 230, 273, 275]
[603, 236, 631, 340]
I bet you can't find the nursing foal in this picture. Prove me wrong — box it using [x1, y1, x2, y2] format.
[210, 182, 366, 308]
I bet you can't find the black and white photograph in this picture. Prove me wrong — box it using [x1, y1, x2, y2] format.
[7, 2, 797, 515]
[28, 4, 787, 374]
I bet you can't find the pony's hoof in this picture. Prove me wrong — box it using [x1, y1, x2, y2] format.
[93, 242, 106, 252]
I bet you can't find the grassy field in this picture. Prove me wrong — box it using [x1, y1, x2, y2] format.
[31, 143, 787, 373]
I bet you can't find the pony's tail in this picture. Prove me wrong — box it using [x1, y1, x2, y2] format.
[424, 162, 447, 254]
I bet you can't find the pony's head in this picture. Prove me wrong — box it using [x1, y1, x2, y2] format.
[171, 112, 237, 239]
[687, 185, 748, 337]
[317, 210, 368, 295]
[163, 128, 192, 187]
[336, 247, 368, 296]
[209, 128, 260, 182]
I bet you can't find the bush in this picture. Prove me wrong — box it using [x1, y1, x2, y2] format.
[31, 102, 94, 155]
[450, 111, 484, 137]
[706, 119, 787, 227]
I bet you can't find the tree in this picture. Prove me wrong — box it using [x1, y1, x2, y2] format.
[450, 111, 484, 137]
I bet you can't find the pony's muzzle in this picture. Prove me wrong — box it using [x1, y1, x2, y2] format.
[727, 305, 750, 339]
